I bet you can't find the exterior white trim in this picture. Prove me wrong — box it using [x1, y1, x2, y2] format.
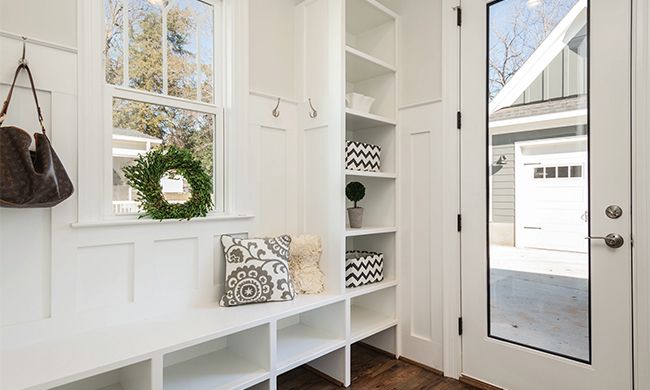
[489, 109, 588, 134]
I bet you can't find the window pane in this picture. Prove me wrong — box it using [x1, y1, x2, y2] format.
[545, 166, 557, 178]
[571, 165, 583, 177]
[167, 0, 214, 102]
[128, 0, 163, 93]
[488, 0, 589, 362]
[104, 0, 125, 85]
[111, 98, 215, 214]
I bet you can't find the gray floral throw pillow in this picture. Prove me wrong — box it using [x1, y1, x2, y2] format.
[220, 235, 296, 306]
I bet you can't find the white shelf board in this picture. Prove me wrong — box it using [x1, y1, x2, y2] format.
[276, 324, 345, 374]
[345, 170, 396, 179]
[1, 294, 345, 390]
[346, 46, 395, 83]
[345, 226, 397, 237]
[345, 108, 395, 130]
[164, 349, 268, 390]
[345, 279, 397, 298]
[350, 306, 397, 343]
[346, 0, 396, 35]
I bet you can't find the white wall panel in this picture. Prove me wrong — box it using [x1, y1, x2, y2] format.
[0, 208, 52, 326]
[76, 244, 134, 312]
[153, 238, 199, 293]
[399, 102, 444, 370]
[0, 0, 77, 48]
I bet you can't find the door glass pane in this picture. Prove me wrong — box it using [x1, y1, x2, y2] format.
[487, 0, 589, 362]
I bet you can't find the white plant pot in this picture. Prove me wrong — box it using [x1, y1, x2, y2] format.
[345, 93, 375, 113]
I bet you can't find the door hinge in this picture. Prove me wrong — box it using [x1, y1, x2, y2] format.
[455, 7, 462, 27]
[458, 317, 463, 335]
[456, 111, 462, 130]
[457, 214, 462, 232]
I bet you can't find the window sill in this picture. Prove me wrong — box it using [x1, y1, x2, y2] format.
[70, 214, 254, 229]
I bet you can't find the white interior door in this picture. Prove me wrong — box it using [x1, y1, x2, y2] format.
[460, 0, 632, 389]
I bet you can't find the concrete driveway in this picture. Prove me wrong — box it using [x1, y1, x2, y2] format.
[488, 245, 589, 361]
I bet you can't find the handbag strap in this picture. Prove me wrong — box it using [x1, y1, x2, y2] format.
[0, 63, 47, 136]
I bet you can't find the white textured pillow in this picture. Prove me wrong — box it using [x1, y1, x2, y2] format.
[220, 235, 295, 306]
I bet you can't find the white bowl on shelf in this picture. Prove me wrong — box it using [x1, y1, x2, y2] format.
[345, 93, 375, 113]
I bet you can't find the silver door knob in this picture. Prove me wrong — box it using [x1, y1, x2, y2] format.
[585, 233, 624, 248]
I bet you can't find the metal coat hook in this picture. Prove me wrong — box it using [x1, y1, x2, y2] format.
[272, 98, 280, 118]
[308, 98, 318, 118]
[19, 36, 28, 66]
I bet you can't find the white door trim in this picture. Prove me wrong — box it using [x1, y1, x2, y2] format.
[441, 0, 462, 379]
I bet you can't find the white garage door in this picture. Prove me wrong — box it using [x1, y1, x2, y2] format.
[515, 137, 588, 253]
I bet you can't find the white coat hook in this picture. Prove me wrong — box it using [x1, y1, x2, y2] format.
[308, 98, 318, 118]
[19, 36, 27, 66]
[272, 98, 280, 118]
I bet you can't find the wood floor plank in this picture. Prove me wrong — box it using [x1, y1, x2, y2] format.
[278, 344, 480, 390]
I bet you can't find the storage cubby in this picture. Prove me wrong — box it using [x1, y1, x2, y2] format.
[52, 360, 151, 390]
[346, 125, 397, 174]
[163, 324, 270, 390]
[350, 287, 397, 343]
[345, 71, 396, 120]
[345, 0, 396, 66]
[346, 232, 396, 287]
[345, 176, 396, 229]
[276, 302, 347, 373]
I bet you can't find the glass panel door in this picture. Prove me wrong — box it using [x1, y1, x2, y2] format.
[487, 0, 590, 362]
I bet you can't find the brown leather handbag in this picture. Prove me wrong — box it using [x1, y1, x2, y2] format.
[0, 63, 73, 208]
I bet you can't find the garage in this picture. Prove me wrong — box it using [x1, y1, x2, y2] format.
[514, 136, 588, 253]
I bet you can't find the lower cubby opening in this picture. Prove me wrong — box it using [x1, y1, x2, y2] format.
[276, 302, 346, 373]
[52, 360, 151, 390]
[277, 347, 347, 389]
[350, 287, 397, 342]
[163, 324, 270, 390]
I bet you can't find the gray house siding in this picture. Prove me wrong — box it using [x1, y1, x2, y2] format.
[491, 144, 515, 223]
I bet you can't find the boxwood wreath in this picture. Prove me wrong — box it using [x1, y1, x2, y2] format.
[122, 146, 213, 220]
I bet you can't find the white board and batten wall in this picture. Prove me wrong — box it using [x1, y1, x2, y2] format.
[0, 0, 453, 389]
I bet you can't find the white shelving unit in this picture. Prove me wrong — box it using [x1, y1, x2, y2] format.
[343, 0, 400, 371]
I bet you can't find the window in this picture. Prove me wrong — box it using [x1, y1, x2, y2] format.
[533, 165, 584, 179]
[104, 0, 223, 215]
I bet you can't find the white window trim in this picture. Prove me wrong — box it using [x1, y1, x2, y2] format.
[77, 0, 250, 224]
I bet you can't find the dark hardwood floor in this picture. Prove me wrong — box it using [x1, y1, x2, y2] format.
[277, 344, 480, 390]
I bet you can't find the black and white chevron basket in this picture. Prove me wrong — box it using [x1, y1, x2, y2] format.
[346, 141, 381, 172]
[345, 250, 384, 288]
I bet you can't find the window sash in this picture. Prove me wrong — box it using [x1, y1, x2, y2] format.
[109, 0, 223, 106]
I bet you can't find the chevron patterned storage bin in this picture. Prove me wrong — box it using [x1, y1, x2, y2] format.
[345, 250, 384, 288]
[346, 141, 381, 172]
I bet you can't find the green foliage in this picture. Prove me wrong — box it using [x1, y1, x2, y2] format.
[346, 181, 366, 208]
[123, 146, 213, 220]
[105, 0, 215, 175]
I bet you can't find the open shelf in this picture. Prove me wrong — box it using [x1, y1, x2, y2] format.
[52, 360, 151, 390]
[276, 302, 346, 373]
[163, 324, 269, 390]
[346, 46, 395, 83]
[350, 287, 397, 343]
[346, 108, 396, 131]
[345, 226, 397, 237]
[346, 278, 397, 298]
[345, 0, 396, 66]
[345, 170, 396, 179]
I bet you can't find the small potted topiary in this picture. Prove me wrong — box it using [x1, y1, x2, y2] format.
[346, 181, 366, 228]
